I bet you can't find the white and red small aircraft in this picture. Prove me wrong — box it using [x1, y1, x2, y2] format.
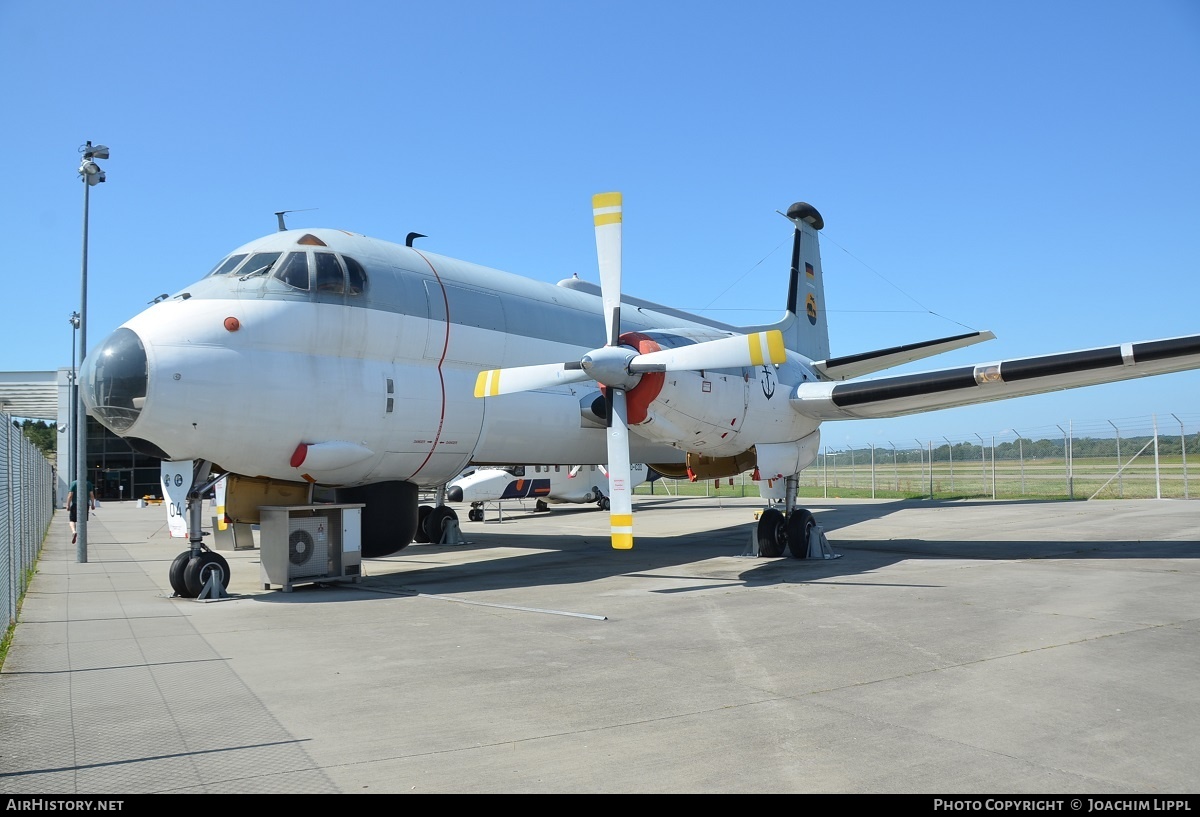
[446, 463, 653, 520]
[80, 192, 1200, 597]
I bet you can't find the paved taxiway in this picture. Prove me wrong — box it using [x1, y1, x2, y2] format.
[1, 495, 1198, 794]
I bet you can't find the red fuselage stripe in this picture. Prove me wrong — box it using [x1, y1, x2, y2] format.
[409, 250, 450, 480]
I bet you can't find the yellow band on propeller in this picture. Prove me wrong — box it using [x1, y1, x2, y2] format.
[593, 192, 622, 226]
[474, 370, 500, 398]
[610, 513, 633, 550]
[747, 330, 787, 366]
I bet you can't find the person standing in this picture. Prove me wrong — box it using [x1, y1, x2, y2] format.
[66, 478, 96, 545]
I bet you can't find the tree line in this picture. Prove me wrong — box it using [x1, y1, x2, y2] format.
[833, 433, 1200, 465]
[13, 419, 57, 459]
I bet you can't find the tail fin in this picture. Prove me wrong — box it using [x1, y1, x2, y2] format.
[740, 201, 829, 360]
[781, 202, 830, 360]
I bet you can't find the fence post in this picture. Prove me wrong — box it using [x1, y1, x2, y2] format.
[1057, 423, 1073, 499]
[928, 440, 934, 499]
[1107, 420, 1123, 497]
[870, 443, 875, 498]
[974, 433, 986, 497]
[1014, 431, 1025, 496]
[1153, 414, 1161, 500]
[990, 434, 996, 499]
[1172, 413, 1188, 499]
[890, 442, 898, 491]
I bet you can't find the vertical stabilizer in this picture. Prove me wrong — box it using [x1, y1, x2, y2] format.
[781, 202, 829, 360]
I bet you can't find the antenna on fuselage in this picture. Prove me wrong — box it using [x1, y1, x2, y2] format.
[406, 232, 426, 247]
[274, 208, 318, 232]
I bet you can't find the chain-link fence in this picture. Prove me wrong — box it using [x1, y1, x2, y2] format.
[640, 413, 1197, 502]
[2, 411, 55, 631]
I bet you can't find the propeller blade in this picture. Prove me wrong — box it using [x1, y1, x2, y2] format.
[474, 362, 590, 397]
[629, 329, 787, 373]
[593, 192, 623, 348]
[605, 388, 634, 550]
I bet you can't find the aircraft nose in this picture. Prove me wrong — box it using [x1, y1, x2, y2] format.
[446, 485, 464, 502]
[81, 327, 148, 435]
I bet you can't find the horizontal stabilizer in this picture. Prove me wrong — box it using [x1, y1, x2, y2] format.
[792, 333, 1200, 420]
[811, 330, 995, 381]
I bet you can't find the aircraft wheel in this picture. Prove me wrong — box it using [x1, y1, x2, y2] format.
[468, 508, 483, 522]
[169, 551, 192, 597]
[423, 506, 458, 542]
[340, 481, 418, 557]
[415, 505, 433, 543]
[756, 508, 786, 557]
[183, 550, 231, 598]
[786, 509, 816, 559]
[535, 499, 548, 512]
[599, 497, 610, 511]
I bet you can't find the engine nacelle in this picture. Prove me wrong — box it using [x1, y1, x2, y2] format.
[578, 328, 823, 463]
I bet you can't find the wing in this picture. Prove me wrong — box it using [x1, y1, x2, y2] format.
[792, 334, 1200, 419]
[810, 330, 996, 381]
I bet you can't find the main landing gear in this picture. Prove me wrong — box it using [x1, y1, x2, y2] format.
[751, 474, 836, 560]
[415, 483, 462, 543]
[416, 504, 461, 541]
[754, 505, 817, 558]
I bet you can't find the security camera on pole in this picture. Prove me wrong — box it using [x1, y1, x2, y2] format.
[76, 140, 109, 563]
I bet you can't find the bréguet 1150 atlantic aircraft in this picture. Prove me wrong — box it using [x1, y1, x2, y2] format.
[80, 192, 1200, 598]
[446, 463, 655, 520]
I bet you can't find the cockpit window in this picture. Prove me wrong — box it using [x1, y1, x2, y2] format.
[206, 254, 248, 277]
[345, 256, 367, 295]
[314, 252, 345, 294]
[238, 252, 282, 280]
[273, 252, 310, 290]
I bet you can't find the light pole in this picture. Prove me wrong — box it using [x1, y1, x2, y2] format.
[68, 311, 80, 492]
[77, 140, 109, 563]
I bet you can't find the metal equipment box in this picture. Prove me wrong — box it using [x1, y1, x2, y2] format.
[259, 503, 364, 592]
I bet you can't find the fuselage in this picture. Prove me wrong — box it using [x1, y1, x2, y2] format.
[80, 227, 822, 489]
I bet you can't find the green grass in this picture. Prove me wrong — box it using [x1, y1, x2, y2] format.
[638, 455, 1197, 502]
[0, 563, 35, 672]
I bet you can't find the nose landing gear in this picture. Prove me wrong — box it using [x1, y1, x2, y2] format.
[169, 461, 234, 599]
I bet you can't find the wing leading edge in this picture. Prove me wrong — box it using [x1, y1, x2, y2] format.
[791, 333, 1200, 420]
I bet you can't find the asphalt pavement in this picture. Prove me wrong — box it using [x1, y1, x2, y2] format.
[2, 494, 1198, 794]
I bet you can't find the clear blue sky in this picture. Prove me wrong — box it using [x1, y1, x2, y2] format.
[3, 0, 1197, 450]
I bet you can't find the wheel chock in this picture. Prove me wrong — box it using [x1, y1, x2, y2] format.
[806, 524, 841, 560]
[741, 525, 760, 557]
[196, 572, 232, 601]
[439, 517, 468, 545]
